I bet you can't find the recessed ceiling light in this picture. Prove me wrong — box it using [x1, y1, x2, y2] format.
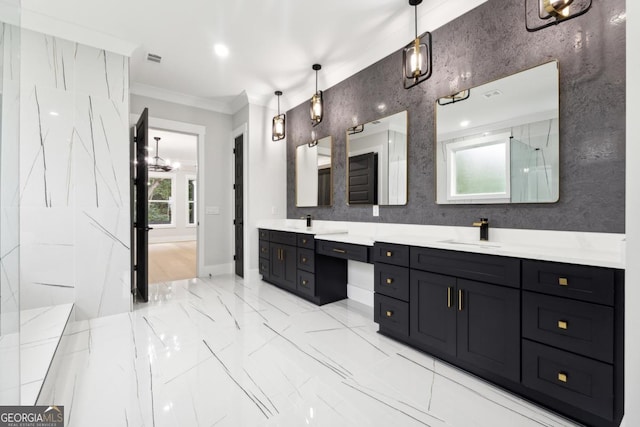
[214, 44, 229, 58]
[49, 111, 59, 116]
[460, 120, 470, 127]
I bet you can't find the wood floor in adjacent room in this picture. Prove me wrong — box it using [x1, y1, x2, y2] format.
[148, 241, 196, 283]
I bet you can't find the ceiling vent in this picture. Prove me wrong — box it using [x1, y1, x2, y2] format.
[147, 53, 162, 63]
[483, 89, 502, 99]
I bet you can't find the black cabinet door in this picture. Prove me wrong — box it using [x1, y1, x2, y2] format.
[457, 279, 520, 382]
[410, 270, 457, 357]
[270, 244, 297, 291]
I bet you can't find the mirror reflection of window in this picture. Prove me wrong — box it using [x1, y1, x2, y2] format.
[295, 136, 332, 207]
[436, 61, 559, 204]
[347, 110, 408, 206]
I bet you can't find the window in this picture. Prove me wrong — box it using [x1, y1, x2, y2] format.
[186, 176, 197, 226]
[446, 133, 511, 202]
[148, 174, 175, 227]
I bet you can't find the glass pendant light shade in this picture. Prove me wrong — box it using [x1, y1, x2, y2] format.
[403, 0, 432, 89]
[310, 64, 323, 126]
[272, 90, 286, 141]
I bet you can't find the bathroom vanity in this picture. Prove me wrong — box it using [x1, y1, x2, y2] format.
[257, 221, 624, 427]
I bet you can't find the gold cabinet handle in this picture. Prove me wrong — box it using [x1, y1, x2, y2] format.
[302, 280, 308, 286]
[302, 238, 307, 244]
[302, 257, 307, 262]
[386, 310, 393, 318]
[558, 320, 568, 330]
[447, 287, 452, 308]
[458, 289, 463, 311]
[559, 277, 568, 286]
[558, 372, 568, 383]
[386, 278, 393, 285]
[386, 251, 393, 257]
[333, 248, 346, 254]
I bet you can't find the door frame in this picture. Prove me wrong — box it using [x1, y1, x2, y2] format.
[232, 123, 248, 278]
[129, 114, 206, 277]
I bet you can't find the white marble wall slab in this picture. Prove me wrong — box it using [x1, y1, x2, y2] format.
[0, 22, 21, 405]
[19, 28, 131, 319]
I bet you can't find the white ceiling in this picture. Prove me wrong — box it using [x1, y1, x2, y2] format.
[148, 128, 197, 164]
[17, 0, 486, 113]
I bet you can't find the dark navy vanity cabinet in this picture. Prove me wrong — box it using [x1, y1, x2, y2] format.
[373, 242, 624, 427]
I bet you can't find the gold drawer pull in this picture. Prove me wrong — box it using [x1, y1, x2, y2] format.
[558, 372, 568, 383]
[447, 287, 452, 308]
[333, 248, 346, 254]
[302, 280, 308, 286]
[386, 251, 393, 257]
[558, 320, 568, 330]
[386, 310, 393, 318]
[261, 247, 267, 252]
[559, 277, 568, 286]
[386, 278, 393, 285]
[458, 289, 464, 311]
[302, 257, 307, 262]
[302, 238, 307, 244]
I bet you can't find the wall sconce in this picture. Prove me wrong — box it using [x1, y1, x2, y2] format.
[272, 90, 285, 141]
[310, 64, 323, 126]
[437, 89, 471, 106]
[525, 0, 592, 32]
[403, 0, 432, 89]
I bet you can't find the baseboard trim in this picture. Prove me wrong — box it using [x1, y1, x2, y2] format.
[200, 263, 233, 277]
[347, 284, 374, 307]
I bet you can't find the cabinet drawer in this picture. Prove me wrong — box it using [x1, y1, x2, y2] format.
[374, 264, 409, 301]
[259, 229, 270, 240]
[297, 248, 315, 273]
[522, 340, 614, 421]
[372, 243, 410, 267]
[374, 294, 409, 337]
[523, 291, 614, 363]
[297, 234, 315, 249]
[297, 270, 315, 298]
[259, 258, 269, 279]
[522, 260, 615, 305]
[259, 240, 270, 259]
[411, 247, 520, 288]
[269, 230, 297, 246]
[316, 240, 368, 262]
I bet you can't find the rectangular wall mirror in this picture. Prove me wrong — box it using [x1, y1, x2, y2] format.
[347, 110, 408, 205]
[436, 61, 559, 204]
[296, 136, 332, 207]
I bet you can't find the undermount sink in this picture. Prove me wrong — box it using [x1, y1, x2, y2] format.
[438, 239, 502, 249]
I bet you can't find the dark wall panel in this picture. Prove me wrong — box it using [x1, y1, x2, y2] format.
[286, 0, 626, 233]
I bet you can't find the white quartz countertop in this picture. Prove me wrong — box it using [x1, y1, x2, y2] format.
[375, 234, 624, 269]
[257, 221, 347, 236]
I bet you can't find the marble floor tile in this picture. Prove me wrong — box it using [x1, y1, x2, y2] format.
[39, 274, 580, 427]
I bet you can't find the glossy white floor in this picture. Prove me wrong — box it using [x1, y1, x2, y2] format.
[40, 274, 580, 427]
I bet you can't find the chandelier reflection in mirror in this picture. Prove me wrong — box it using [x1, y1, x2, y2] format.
[272, 90, 286, 141]
[403, 0, 432, 89]
[310, 64, 323, 126]
[148, 137, 180, 172]
[525, 0, 592, 32]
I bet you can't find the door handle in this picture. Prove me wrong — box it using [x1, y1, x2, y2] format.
[145, 226, 154, 231]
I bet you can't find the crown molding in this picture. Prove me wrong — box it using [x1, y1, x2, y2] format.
[130, 82, 234, 114]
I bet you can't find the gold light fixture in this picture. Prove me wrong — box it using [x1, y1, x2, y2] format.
[310, 64, 323, 126]
[272, 90, 285, 141]
[437, 89, 471, 106]
[403, 0, 432, 89]
[525, 0, 592, 32]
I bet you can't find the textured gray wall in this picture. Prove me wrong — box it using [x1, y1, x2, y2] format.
[286, 0, 626, 233]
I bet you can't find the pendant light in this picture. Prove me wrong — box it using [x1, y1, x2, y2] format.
[310, 64, 323, 126]
[403, 0, 432, 89]
[525, 0, 592, 32]
[148, 137, 178, 172]
[272, 90, 286, 141]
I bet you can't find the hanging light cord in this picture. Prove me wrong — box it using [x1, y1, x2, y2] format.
[414, 4, 418, 38]
[315, 69, 319, 94]
[277, 95, 281, 115]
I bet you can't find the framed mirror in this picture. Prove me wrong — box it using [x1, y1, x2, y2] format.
[296, 136, 332, 207]
[346, 110, 408, 205]
[436, 61, 559, 204]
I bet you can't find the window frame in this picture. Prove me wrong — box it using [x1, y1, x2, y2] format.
[185, 174, 197, 228]
[148, 172, 176, 228]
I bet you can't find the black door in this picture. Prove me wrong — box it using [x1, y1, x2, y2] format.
[410, 270, 457, 356]
[234, 134, 244, 277]
[348, 152, 378, 204]
[457, 279, 520, 382]
[133, 108, 150, 302]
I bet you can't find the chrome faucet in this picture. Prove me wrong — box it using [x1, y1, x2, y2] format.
[473, 218, 489, 241]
